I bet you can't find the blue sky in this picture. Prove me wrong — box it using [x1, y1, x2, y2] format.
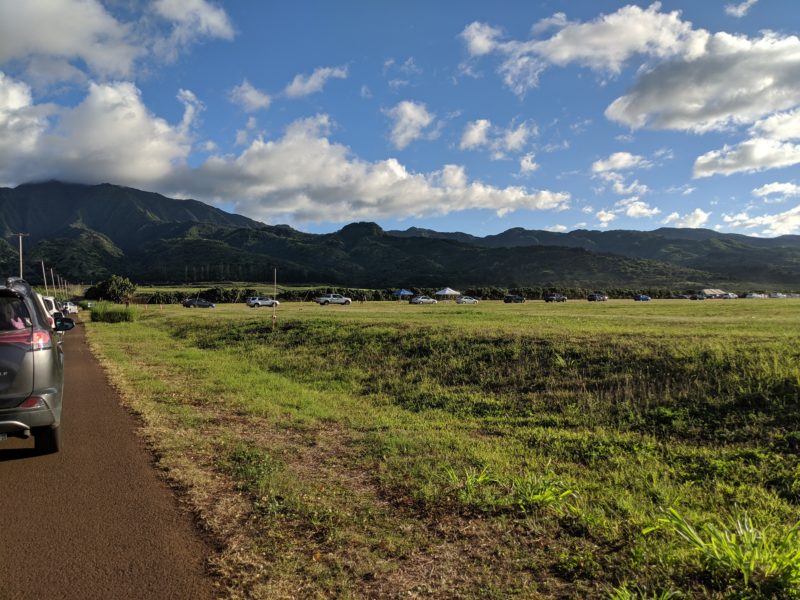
[2, 1, 800, 236]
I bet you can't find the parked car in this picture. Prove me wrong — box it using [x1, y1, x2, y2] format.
[721, 292, 738, 299]
[503, 294, 525, 303]
[689, 294, 705, 300]
[182, 298, 215, 308]
[317, 293, 351, 305]
[246, 296, 280, 308]
[409, 295, 437, 304]
[587, 293, 608, 302]
[633, 294, 651, 301]
[0, 278, 74, 453]
[544, 294, 567, 303]
[61, 301, 79, 314]
[456, 296, 479, 304]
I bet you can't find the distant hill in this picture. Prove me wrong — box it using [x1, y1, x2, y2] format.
[1, 181, 798, 289]
[388, 226, 800, 285]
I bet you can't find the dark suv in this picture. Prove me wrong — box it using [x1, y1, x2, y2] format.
[544, 294, 567, 302]
[503, 294, 525, 303]
[0, 278, 74, 453]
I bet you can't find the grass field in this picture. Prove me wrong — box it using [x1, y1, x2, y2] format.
[84, 299, 800, 598]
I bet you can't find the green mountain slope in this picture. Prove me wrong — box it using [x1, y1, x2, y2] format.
[2, 181, 797, 289]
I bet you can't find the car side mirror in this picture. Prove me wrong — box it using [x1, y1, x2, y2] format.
[54, 316, 75, 332]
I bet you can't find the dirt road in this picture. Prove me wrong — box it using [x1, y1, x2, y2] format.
[0, 321, 217, 599]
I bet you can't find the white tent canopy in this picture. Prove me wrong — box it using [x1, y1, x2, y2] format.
[434, 287, 461, 296]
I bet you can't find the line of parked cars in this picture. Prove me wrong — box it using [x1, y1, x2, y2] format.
[1, 278, 75, 454]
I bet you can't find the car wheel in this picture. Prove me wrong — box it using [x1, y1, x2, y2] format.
[33, 425, 61, 454]
[345, 300, 351, 305]
[322, 301, 328, 305]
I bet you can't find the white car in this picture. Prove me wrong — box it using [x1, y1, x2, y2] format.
[456, 296, 479, 304]
[317, 293, 351, 305]
[246, 296, 280, 307]
[409, 295, 437, 304]
[62, 301, 79, 314]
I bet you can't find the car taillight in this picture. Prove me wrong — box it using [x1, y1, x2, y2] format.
[19, 396, 45, 408]
[31, 329, 53, 351]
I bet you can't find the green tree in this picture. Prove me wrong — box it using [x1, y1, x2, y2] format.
[86, 275, 137, 303]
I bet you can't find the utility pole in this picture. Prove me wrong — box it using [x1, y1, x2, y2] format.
[41, 261, 49, 295]
[10, 233, 29, 279]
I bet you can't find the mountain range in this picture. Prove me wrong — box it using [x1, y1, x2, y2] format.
[2, 181, 799, 290]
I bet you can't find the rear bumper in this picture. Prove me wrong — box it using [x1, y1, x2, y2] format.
[0, 391, 61, 437]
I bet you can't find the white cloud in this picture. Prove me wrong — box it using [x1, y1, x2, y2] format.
[0, 0, 141, 78]
[662, 208, 711, 228]
[752, 182, 800, 198]
[460, 119, 490, 149]
[616, 197, 661, 218]
[591, 151, 651, 173]
[0, 78, 196, 187]
[460, 118, 536, 158]
[545, 224, 567, 233]
[460, 22, 502, 56]
[360, 85, 372, 99]
[531, 3, 707, 72]
[229, 80, 271, 112]
[596, 209, 617, 227]
[751, 109, 800, 141]
[462, 3, 708, 96]
[156, 114, 571, 223]
[606, 32, 800, 133]
[0, 72, 50, 161]
[386, 100, 435, 150]
[694, 138, 800, 178]
[151, 0, 234, 62]
[725, 0, 758, 18]
[612, 177, 649, 196]
[531, 13, 569, 36]
[285, 65, 348, 98]
[519, 152, 539, 173]
[723, 205, 800, 235]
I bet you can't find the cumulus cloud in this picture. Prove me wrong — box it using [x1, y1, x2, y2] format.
[156, 114, 571, 222]
[460, 22, 502, 56]
[152, 0, 234, 60]
[0, 0, 141, 79]
[615, 197, 660, 218]
[606, 32, 800, 133]
[519, 152, 539, 173]
[723, 205, 800, 235]
[595, 209, 617, 227]
[694, 138, 800, 178]
[545, 224, 568, 232]
[591, 152, 652, 196]
[459, 118, 536, 158]
[285, 65, 348, 98]
[750, 109, 800, 141]
[460, 3, 708, 96]
[662, 208, 711, 228]
[591, 151, 651, 173]
[385, 100, 436, 149]
[725, 0, 758, 18]
[459, 119, 491, 149]
[752, 182, 800, 198]
[0, 78, 194, 187]
[229, 80, 271, 112]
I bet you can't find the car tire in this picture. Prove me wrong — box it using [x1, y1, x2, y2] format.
[345, 300, 351, 305]
[33, 425, 61, 454]
[322, 301, 328, 305]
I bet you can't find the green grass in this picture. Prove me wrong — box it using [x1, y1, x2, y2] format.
[84, 299, 800, 598]
[89, 301, 136, 322]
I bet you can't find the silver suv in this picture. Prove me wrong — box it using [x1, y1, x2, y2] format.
[246, 296, 280, 308]
[0, 278, 74, 454]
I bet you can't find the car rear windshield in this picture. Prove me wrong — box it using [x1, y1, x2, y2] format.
[0, 296, 32, 332]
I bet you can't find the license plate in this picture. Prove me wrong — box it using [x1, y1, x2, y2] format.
[0, 433, 7, 441]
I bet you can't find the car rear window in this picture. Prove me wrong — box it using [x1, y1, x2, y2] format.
[0, 296, 32, 332]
